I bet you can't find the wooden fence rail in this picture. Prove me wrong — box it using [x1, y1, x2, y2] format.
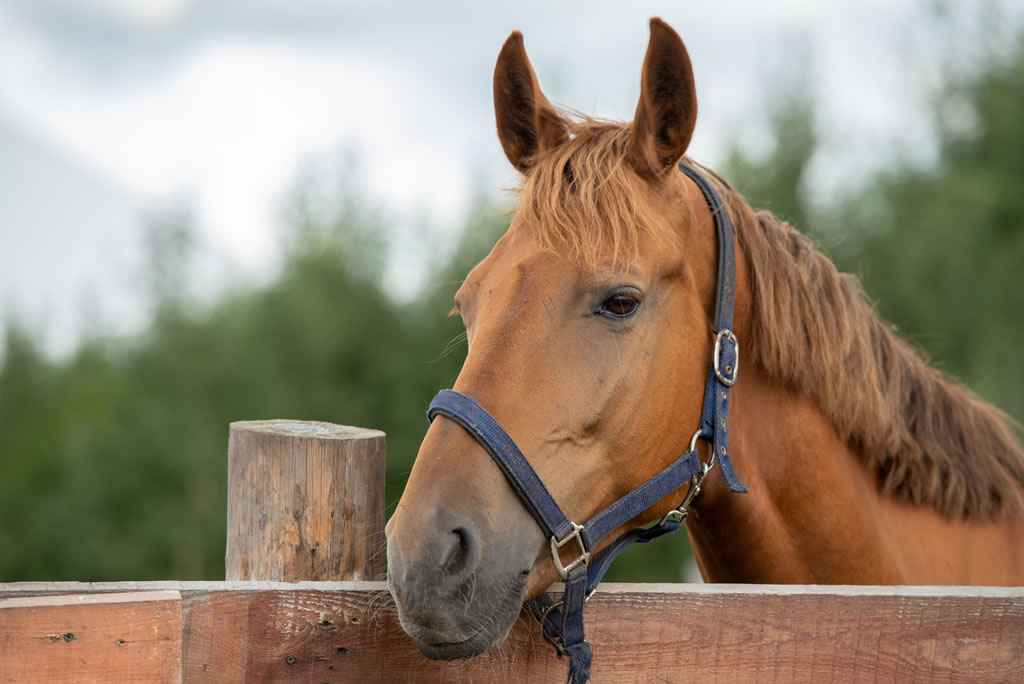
[3, 420, 1023, 682]
[2, 581, 1022, 682]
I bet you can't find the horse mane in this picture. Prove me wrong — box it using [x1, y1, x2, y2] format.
[514, 115, 1024, 521]
[716, 170, 1024, 521]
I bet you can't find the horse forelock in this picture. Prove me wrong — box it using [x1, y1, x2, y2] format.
[512, 115, 688, 271]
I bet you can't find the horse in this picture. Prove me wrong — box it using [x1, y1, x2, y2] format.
[385, 15, 1024, 674]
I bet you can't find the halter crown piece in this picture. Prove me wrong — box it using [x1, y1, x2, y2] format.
[426, 163, 747, 684]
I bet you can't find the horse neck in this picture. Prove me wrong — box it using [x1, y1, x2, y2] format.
[681, 236, 902, 584]
[685, 360, 909, 584]
[684, 230, 1024, 585]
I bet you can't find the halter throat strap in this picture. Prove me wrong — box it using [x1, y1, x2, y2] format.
[425, 162, 746, 684]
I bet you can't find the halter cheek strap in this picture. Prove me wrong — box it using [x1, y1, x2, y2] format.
[425, 162, 746, 684]
[681, 162, 747, 494]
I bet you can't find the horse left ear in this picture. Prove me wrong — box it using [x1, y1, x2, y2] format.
[493, 31, 568, 172]
[628, 18, 698, 179]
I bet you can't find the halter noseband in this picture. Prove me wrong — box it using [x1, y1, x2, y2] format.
[425, 162, 747, 684]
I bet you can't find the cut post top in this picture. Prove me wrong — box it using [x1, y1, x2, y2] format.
[230, 419, 385, 441]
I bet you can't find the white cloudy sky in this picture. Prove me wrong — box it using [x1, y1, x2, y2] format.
[1, 0, 1020, 355]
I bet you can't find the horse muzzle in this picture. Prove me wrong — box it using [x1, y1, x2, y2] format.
[385, 505, 534, 659]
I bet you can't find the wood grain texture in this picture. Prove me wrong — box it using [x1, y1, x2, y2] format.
[226, 420, 386, 582]
[1, 582, 1021, 683]
[0, 590, 182, 684]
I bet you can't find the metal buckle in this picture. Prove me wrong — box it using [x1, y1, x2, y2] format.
[713, 328, 739, 386]
[659, 429, 716, 525]
[550, 522, 589, 580]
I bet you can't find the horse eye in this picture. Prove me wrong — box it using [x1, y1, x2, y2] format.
[598, 292, 641, 318]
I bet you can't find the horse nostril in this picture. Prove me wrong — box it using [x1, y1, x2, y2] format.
[443, 527, 472, 577]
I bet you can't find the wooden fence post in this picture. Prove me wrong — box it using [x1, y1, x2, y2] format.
[225, 420, 386, 582]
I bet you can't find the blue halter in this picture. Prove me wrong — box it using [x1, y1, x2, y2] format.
[426, 162, 747, 684]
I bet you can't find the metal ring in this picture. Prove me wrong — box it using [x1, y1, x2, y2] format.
[539, 601, 561, 628]
[688, 428, 710, 487]
[536, 601, 567, 654]
[688, 428, 704, 453]
[659, 429, 716, 525]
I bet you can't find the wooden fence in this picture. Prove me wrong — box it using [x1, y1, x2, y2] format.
[2, 420, 1022, 682]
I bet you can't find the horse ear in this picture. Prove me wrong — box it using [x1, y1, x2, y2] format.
[493, 31, 568, 172]
[628, 18, 698, 179]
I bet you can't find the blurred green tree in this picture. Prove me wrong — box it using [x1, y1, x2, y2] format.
[836, 40, 1024, 422]
[723, 29, 1024, 429]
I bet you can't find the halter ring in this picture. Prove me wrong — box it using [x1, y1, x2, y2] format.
[538, 601, 568, 655]
[659, 429, 716, 526]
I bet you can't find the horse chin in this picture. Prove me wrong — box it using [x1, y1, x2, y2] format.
[415, 628, 507, 661]
[392, 568, 528, 661]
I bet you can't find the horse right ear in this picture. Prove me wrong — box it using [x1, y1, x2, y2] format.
[628, 18, 698, 179]
[493, 31, 568, 173]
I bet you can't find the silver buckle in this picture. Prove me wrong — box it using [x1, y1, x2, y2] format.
[713, 328, 739, 386]
[550, 522, 589, 580]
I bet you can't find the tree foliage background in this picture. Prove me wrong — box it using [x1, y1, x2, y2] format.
[2, 19, 1023, 582]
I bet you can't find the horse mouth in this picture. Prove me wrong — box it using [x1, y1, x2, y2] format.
[416, 629, 494, 660]
[391, 565, 532, 661]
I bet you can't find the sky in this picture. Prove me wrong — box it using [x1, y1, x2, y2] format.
[1, 0, 1021, 356]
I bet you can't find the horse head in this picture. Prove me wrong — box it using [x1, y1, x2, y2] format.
[385, 18, 734, 660]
